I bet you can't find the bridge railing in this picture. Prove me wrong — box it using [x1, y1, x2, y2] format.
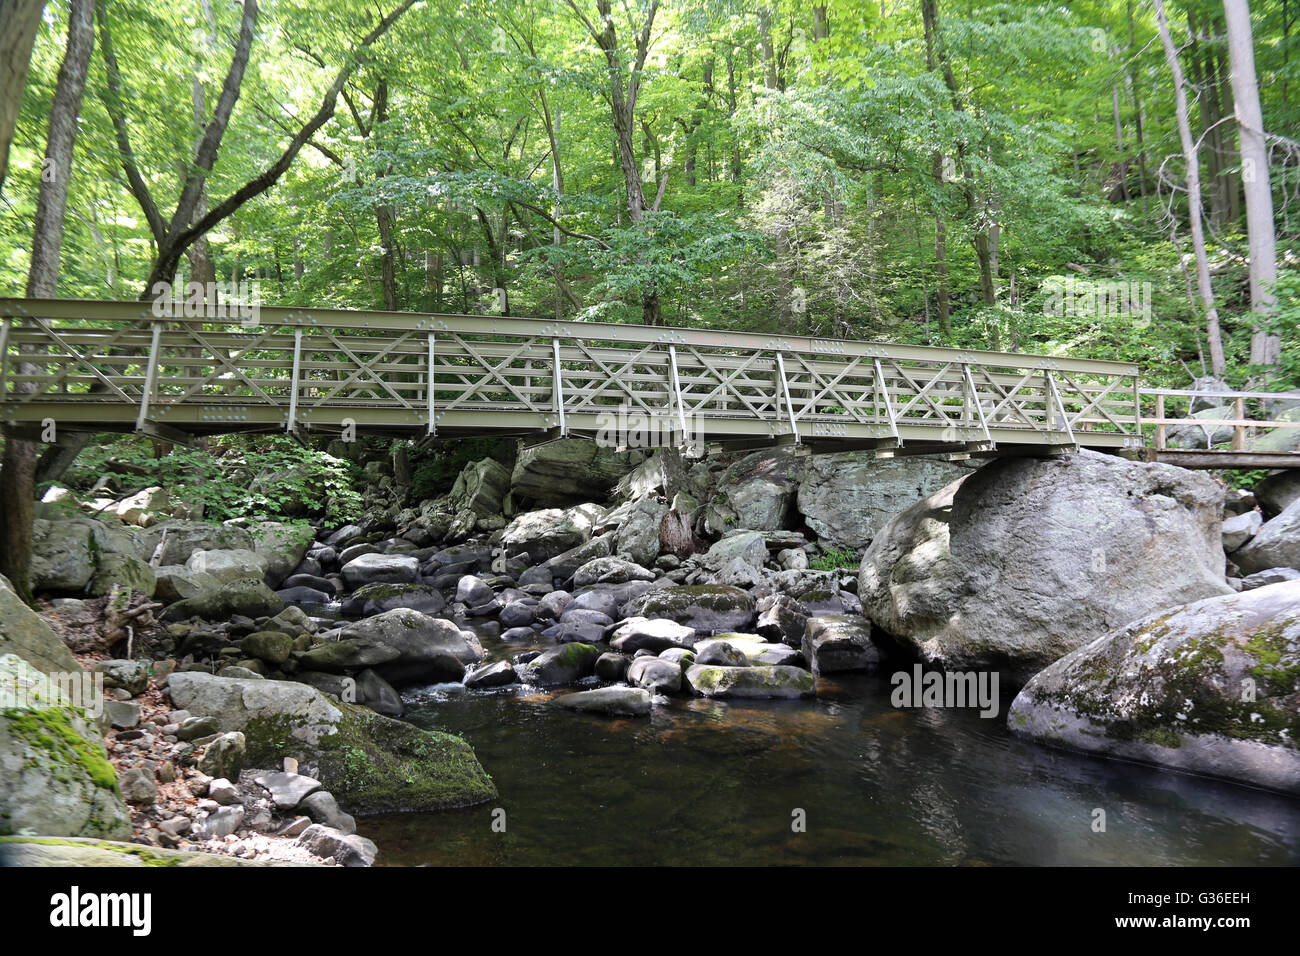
[1140, 388, 1300, 451]
[0, 298, 1143, 449]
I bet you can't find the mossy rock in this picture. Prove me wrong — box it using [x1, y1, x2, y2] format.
[1008, 581, 1300, 794]
[0, 654, 132, 840]
[165, 672, 496, 813]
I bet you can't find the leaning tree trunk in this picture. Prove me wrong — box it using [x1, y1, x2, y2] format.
[1154, 0, 1226, 376]
[0, 0, 94, 604]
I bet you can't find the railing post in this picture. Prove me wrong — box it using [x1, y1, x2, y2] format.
[552, 336, 567, 436]
[0, 316, 10, 397]
[434, 329, 444, 434]
[775, 351, 800, 444]
[1232, 395, 1246, 451]
[668, 345, 689, 445]
[1155, 393, 1166, 450]
[135, 322, 163, 432]
[873, 358, 899, 442]
[286, 327, 302, 433]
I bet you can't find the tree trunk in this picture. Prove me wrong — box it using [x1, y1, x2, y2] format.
[1224, 0, 1280, 368]
[0, 0, 46, 193]
[0, 0, 93, 605]
[1155, 0, 1226, 375]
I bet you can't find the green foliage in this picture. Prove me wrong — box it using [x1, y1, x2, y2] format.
[65, 436, 365, 523]
[810, 547, 859, 571]
[409, 437, 504, 502]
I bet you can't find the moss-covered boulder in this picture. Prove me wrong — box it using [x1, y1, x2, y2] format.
[141, 519, 255, 567]
[685, 664, 816, 699]
[520, 643, 602, 685]
[1007, 581, 1300, 794]
[0, 654, 132, 839]
[0, 835, 314, 866]
[88, 552, 157, 598]
[165, 672, 496, 812]
[623, 585, 757, 632]
[159, 576, 285, 622]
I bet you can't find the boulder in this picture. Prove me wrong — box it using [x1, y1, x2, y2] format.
[802, 615, 879, 674]
[572, 557, 656, 588]
[447, 458, 511, 518]
[1233, 499, 1300, 574]
[154, 565, 221, 604]
[622, 585, 756, 632]
[294, 823, 378, 867]
[554, 686, 652, 717]
[142, 520, 255, 567]
[543, 535, 615, 580]
[711, 451, 804, 532]
[340, 553, 419, 588]
[333, 609, 478, 685]
[87, 552, 156, 598]
[186, 548, 269, 585]
[755, 593, 810, 648]
[797, 453, 975, 552]
[347, 583, 445, 617]
[859, 451, 1232, 684]
[249, 521, 315, 587]
[463, 660, 518, 689]
[197, 732, 246, 779]
[1008, 582, 1300, 795]
[609, 617, 696, 654]
[519, 643, 602, 685]
[165, 672, 496, 812]
[614, 496, 668, 566]
[30, 518, 96, 592]
[0, 653, 132, 839]
[502, 506, 599, 563]
[160, 576, 285, 622]
[1222, 511, 1263, 552]
[626, 656, 682, 694]
[685, 664, 816, 699]
[510, 438, 639, 506]
[1255, 471, 1300, 518]
[0, 575, 80, 675]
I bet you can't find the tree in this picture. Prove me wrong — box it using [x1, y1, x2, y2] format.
[0, 0, 46, 193]
[1224, 0, 1281, 369]
[0, 0, 94, 603]
[1155, 0, 1226, 375]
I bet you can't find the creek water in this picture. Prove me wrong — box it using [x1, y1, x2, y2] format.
[362, 627, 1300, 867]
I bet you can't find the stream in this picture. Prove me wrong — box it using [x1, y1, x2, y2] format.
[361, 626, 1300, 866]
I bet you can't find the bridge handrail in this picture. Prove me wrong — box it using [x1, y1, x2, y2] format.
[0, 297, 1141, 377]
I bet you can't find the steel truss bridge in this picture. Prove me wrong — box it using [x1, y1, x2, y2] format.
[0, 298, 1294, 467]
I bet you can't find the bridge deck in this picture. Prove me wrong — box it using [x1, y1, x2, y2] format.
[0, 297, 1157, 459]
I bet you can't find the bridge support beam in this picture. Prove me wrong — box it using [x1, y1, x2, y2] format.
[134, 323, 163, 433]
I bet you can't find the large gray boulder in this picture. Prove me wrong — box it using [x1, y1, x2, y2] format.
[30, 518, 96, 592]
[1232, 499, 1300, 574]
[502, 505, 600, 563]
[0, 575, 80, 675]
[623, 585, 756, 632]
[802, 615, 879, 674]
[248, 521, 314, 588]
[165, 672, 496, 811]
[159, 576, 285, 621]
[708, 451, 804, 532]
[448, 458, 512, 518]
[1008, 582, 1300, 794]
[1255, 471, 1300, 518]
[797, 453, 975, 552]
[142, 520, 255, 567]
[859, 451, 1232, 685]
[614, 496, 668, 566]
[0, 654, 132, 840]
[511, 438, 640, 506]
[335, 609, 479, 685]
[340, 553, 419, 588]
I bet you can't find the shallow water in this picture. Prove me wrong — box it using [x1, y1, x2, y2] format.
[363, 631, 1300, 867]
